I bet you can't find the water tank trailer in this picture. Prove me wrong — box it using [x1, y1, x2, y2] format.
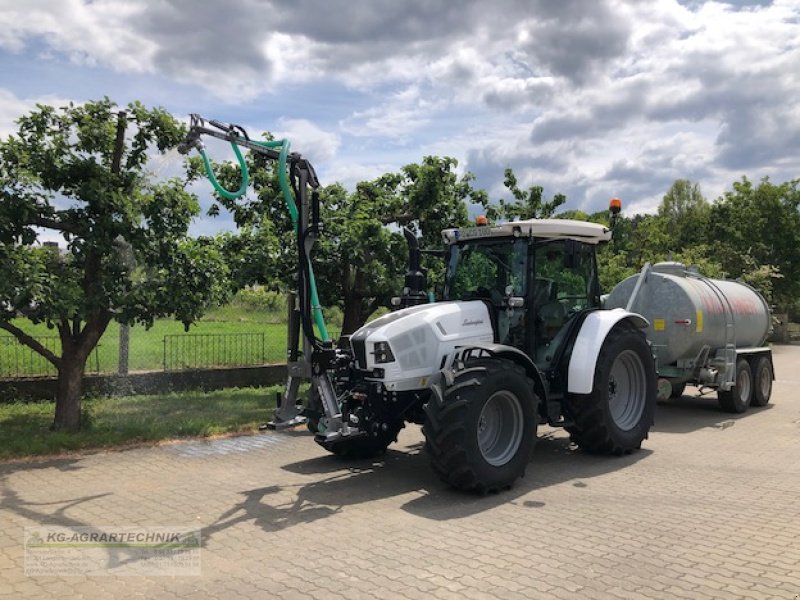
[605, 262, 774, 413]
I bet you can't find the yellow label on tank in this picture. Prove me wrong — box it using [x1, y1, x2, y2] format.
[696, 310, 704, 333]
[654, 319, 665, 331]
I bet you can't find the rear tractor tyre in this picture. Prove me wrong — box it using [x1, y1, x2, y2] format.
[423, 357, 539, 494]
[750, 356, 773, 408]
[566, 324, 656, 455]
[718, 358, 752, 414]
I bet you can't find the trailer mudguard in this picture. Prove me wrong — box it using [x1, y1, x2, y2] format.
[567, 308, 650, 394]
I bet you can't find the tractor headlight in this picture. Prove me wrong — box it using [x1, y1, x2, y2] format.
[372, 341, 395, 364]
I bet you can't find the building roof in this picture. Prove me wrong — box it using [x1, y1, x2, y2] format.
[441, 218, 612, 245]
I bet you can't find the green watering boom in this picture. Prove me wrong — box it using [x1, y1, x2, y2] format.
[177, 114, 330, 343]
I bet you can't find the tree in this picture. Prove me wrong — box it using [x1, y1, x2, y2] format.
[491, 168, 566, 221]
[655, 179, 710, 252]
[0, 99, 230, 431]
[706, 177, 800, 307]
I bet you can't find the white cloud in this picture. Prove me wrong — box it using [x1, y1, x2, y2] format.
[0, 0, 157, 73]
[320, 161, 398, 189]
[274, 118, 340, 163]
[0, 88, 74, 138]
[340, 85, 441, 139]
[0, 0, 798, 220]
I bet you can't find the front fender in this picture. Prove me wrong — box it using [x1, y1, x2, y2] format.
[453, 342, 548, 403]
[567, 309, 650, 395]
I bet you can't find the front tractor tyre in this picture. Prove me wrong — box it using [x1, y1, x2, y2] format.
[567, 324, 656, 455]
[423, 357, 539, 494]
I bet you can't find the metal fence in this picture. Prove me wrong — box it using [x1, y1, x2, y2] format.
[0, 336, 101, 378]
[163, 333, 269, 371]
[2, 330, 316, 377]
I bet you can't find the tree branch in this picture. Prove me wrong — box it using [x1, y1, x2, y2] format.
[0, 320, 61, 368]
[29, 215, 81, 235]
[78, 311, 112, 360]
[57, 319, 73, 355]
[379, 213, 413, 226]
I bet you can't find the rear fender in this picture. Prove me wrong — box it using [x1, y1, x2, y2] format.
[567, 309, 650, 395]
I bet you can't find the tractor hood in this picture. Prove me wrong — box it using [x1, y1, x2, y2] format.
[349, 301, 494, 391]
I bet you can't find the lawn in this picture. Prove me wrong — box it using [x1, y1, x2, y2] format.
[0, 300, 342, 377]
[0, 386, 284, 460]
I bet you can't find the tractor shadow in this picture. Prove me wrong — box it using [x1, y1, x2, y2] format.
[652, 387, 774, 434]
[206, 431, 651, 535]
[401, 433, 651, 520]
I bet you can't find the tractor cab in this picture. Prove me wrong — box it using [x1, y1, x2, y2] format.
[442, 219, 608, 383]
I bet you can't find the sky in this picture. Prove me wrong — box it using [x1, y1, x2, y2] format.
[0, 0, 798, 237]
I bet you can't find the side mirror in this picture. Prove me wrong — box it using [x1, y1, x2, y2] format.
[504, 285, 524, 308]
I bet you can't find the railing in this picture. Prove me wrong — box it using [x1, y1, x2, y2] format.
[2, 328, 344, 377]
[163, 333, 268, 371]
[0, 336, 101, 378]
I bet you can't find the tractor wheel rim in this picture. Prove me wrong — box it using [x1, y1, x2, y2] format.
[608, 350, 647, 431]
[477, 390, 524, 467]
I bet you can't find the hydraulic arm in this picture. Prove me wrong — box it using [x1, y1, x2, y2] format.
[178, 114, 341, 429]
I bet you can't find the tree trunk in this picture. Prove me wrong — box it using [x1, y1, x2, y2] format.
[51, 313, 110, 432]
[52, 353, 88, 432]
[342, 295, 364, 336]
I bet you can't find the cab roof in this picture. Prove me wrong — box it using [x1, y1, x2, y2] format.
[442, 218, 612, 245]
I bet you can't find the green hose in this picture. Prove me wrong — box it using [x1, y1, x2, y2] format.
[198, 142, 249, 200]
[199, 138, 330, 342]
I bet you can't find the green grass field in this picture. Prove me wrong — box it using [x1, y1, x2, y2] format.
[0, 301, 342, 377]
[0, 387, 282, 460]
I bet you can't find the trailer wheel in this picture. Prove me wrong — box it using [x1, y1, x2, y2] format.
[718, 358, 752, 413]
[750, 356, 773, 407]
[423, 357, 538, 493]
[566, 324, 656, 455]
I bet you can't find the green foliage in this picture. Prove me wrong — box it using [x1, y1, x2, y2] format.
[486, 168, 567, 221]
[0, 99, 230, 333]
[230, 287, 286, 312]
[706, 177, 800, 307]
[591, 177, 798, 307]
[596, 248, 638, 293]
[656, 179, 710, 251]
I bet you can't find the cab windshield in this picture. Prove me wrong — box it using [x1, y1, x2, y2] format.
[444, 239, 527, 303]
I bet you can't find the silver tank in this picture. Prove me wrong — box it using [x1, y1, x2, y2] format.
[605, 262, 770, 366]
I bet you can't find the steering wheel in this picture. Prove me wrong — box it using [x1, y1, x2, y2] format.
[558, 295, 586, 316]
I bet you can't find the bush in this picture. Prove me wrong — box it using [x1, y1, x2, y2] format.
[322, 305, 343, 328]
[232, 287, 286, 313]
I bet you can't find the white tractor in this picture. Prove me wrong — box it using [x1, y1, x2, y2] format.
[310, 218, 657, 492]
[180, 116, 657, 493]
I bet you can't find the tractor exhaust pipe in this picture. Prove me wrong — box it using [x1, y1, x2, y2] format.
[392, 228, 429, 309]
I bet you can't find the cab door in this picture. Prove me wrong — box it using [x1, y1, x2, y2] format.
[531, 239, 600, 368]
